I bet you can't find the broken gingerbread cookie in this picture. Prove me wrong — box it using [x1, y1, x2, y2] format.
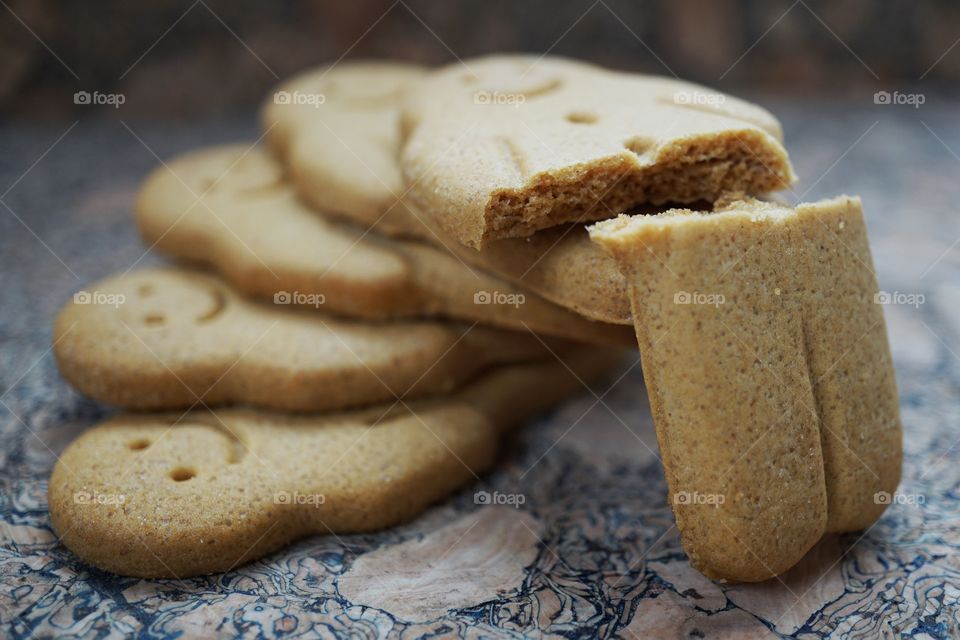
[402, 54, 796, 248]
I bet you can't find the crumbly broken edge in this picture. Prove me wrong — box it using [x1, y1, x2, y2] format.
[483, 131, 794, 244]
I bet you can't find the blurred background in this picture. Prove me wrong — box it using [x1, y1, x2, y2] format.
[0, 0, 956, 120]
[0, 0, 957, 323]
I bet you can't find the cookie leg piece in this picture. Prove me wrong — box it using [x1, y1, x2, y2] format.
[591, 205, 829, 582]
[590, 196, 901, 581]
[790, 198, 902, 533]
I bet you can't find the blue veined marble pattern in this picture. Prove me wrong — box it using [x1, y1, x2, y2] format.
[1, 102, 959, 639]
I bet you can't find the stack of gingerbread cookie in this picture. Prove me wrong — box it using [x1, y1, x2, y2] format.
[48, 55, 901, 583]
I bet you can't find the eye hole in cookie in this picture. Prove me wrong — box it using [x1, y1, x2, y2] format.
[566, 111, 597, 124]
[461, 73, 478, 84]
[137, 284, 155, 297]
[143, 313, 165, 326]
[170, 467, 196, 482]
[128, 438, 151, 451]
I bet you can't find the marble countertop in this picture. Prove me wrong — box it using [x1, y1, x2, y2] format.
[1, 98, 959, 638]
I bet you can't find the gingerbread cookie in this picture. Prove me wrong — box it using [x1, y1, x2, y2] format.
[48, 352, 619, 577]
[54, 268, 584, 412]
[137, 145, 635, 343]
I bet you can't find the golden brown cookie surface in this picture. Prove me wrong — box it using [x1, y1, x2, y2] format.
[137, 144, 634, 343]
[590, 196, 901, 582]
[402, 54, 795, 248]
[54, 268, 581, 412]
[48, 353, 620, 578]
[261, 60, 427, 233]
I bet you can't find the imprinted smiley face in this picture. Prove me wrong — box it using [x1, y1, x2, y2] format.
[114, 271, 227, 330]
